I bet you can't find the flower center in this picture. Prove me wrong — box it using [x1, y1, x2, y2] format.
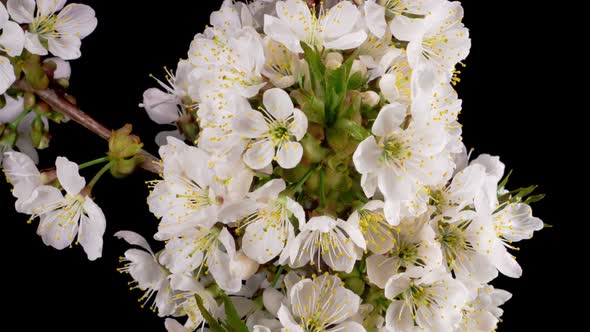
[436, 220, 473, 268]
[380, 135, 409, 170]
[268, 122, 291, 144]
[31, 15, 58, 40]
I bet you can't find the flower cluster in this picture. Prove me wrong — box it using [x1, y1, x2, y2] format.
[2, 1, 545, 331]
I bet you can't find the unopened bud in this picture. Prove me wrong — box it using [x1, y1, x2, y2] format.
[0, 126, 17, 147]
[232, 251, 259, 280]
[360, 91, 380, 108]
[350, 60, 367, 77]
[24, 92, 36, 110]
[325, 52, 343, 70]
[22, 54, 50, 90]
[177, 116, 199, 143]
[30, 115, 50, 149]
[345, 277, 366, 296]
[109, 124, 143, 159]
[33, 102, 51, 116]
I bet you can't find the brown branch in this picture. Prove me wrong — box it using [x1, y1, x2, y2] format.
[15, 80, 161, 174]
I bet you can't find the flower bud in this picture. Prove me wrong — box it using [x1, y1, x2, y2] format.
[232, 251, 259, 280]
[30, 115, 50, 149]
[325, 52, 343, 70]
[350, 59, 367, 77]
[24, 92, 36, 111]
[177, 116, 199, 143]
[360, 91, 380, 108]
[345, 277, 366, 296]
[22, 54, 50, 90]
[108, 124, 145, 178]
[301, 134, 326, 165]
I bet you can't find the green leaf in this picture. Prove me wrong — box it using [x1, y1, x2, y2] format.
[498, 170, 513, 191]
[335, 119, 370, 141]
[348, 71, 365, 90]
[513, 185, 538, 199]
[301, 42, 325, 95]
[221, 293, 249, 332]
[194, 294, 226, 332]
[524, 194, 545, 205]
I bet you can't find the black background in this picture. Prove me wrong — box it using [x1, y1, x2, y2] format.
[1, 1, 573, 330]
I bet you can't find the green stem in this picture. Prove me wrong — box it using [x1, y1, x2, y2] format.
[87, 161, 113, 190]
[8, 110, 31, 130]
[272, 265, 285, 288]
[288, 163, 319, 193]
[79, 156, 111, 170]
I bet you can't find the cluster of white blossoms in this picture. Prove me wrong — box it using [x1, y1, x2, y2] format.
[2, 1, 545, 331]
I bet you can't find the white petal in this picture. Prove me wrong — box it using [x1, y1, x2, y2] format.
[263, 88, 293, 120]
[353, 136, 381, 174]
[141, 88, 180, 125]
[243, 220, 286, 263]
[48, 34, 82, 60]
[361, 173, 378, 198]
[55, 156, 85, 195]
[0, 95, 24, 124]
[275, 0, 312, 41]
[379, 73, 400, 103]
[263, 14, 303, 53]
[390, 15, 426, 42]
[366, 254, 398, 289]
[0, 55, 16, 94]
[37, 209, 78, 250]
[324, 30, 368, 50]
[79, 198, 106, 260]
[472, 154, 505, 181]
[495, 203, 543, 242]
[233, 109, 268, 138]
[7, 0, 34, 24]
[364, 1, 387, 38]
[164, 319, 187, 332]
[331, 321, 367, 332]
[218, 227, 237, 258]
[286, 197, 306, 227]
[0, 21, 25, 56]
[290, 108, 308, 141]
[18, 184, 63, 214]
[55, 4, 98, 39]
[276, 141, 302, 169]
[43, 57, 71, 79]
[336, 219, 366, 250]
[384, 273, 411, 299]
[24, 32, 48, 56]
[3, 151, 41, 208]
[262, 287, 285, 317]
[383, 198, 401, 226]
[37, 0, 67, 16]
[114, 231, 154, 255]
[385, 300, 415, 331]
[243, 140, 275, 170]
[322, 1, 359, 39]
[372, 103, 407, 137]
[208, 248, 242, 292]
[0, 3, 6, 27]
[249, 178, 286, 201]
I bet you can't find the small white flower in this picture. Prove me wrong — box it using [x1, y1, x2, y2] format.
[390, 1, 470, 78]
[347, 200, 396, 255]
[0, 2, 25, 94]
[20, 156, 106, 260]
[288, 215, 365, 273]
[159, 226, 242, 293]
[276, 274, 366, 332]
[115, 231, 175, 316]
[384, 268, 468, 332]
[264, 0, 367, 53]
[363, 0, 439, 38]
[262, 36, 302, 89]
[353, 102, 452, 224]
[233, 88, 308, 170]
[365, 211, 442, 288]
[377, 49, 412, 104]
[164, 274, 220, 332]
[221, 179, 305, 264]
[457, 285, 512, 332]
[8, 0, 98, 60]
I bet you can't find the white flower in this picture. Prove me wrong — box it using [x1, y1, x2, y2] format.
[19, 156, 106, 260]
[221, 179, 305, 264]
[115, 231, 175, 316]
[363, 0, 440, 38]
[384, 268, 468, 332]
[8, 0, 98, 60]
[377, 49, 412, 104]
[262, 36, 302, 89]
[390, 1, 470, 78]
[264, 0, 367, 53]
[233, 88, 308, 170]
[366, 211, 442, 288]
[164, 274, 220, 332]
[0, 2, 25, 94]
[276, 274, 366, 332]
[353, 102, 452, 224]
[141, 60, 194, 125]
[347, 200, 396, 255]
[147, 137, 251, 240]
[288, 215, 365, 273]
[2, 151, 43, 211]
[189, 28, 266, 99]
[457, 285, 511, 332]
[159, 226, 242, 293]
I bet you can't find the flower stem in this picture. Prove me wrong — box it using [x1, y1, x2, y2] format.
[87, 161, 113, 190]
[271, 265, 285, 288]
[319, 168, 326, 208]
[13, 80, 161, 174]
[79, 156, 110, 170]
[8, 110, 31, 130]
[288, 163, 320, 193]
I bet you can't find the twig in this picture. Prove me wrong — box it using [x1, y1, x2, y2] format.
[14, 80, 161, 174]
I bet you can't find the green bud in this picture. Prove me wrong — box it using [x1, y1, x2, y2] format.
[177, 116, 199, 143]
[30, 115, 50, 149]
[0, 126, 17, 148]
[108, 124, 144, 160]
[326, 127, 349, 150]
[300, 134, 325, 165]
[33, 101, 51, 116]
[110, 157, 144, 179]
[291, 90, 325, 124]
[22, 54, 50, 90]
[345, 277, 366, 296]
[24, 92, 36, 110]
[56, 78, 70, 89]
